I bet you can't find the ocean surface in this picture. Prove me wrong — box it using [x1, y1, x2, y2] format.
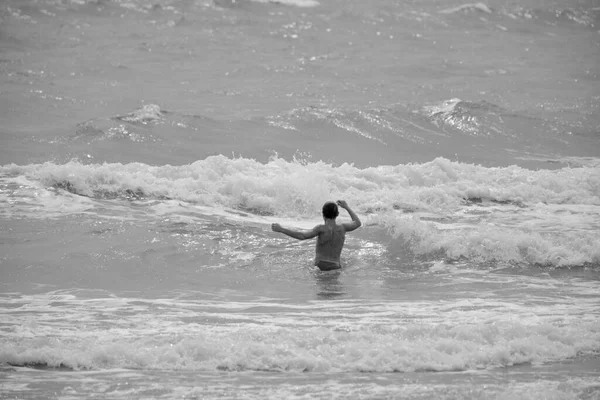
[1, 0, 599, 398]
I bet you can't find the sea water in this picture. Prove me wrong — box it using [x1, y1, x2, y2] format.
[0, 0, 599, 398]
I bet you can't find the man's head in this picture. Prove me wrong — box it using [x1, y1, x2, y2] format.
[322, 201, 339, 220]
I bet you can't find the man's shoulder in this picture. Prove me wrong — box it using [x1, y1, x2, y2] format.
[312, 224, 343, 233]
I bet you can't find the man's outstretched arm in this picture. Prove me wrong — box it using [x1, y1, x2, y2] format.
[272, 223, 320, 240]
[337, 200, 361, 232]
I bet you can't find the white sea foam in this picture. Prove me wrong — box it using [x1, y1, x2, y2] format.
[1, 156, 598, 267]
[2, 310, 598, 372]
[174, 378, 600, 400]
[380, 213, 600, 267]
[2, 156, 598, 212]
[1, 293, 598, 373]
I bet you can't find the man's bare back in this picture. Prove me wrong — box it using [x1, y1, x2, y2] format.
[271, 200, 361, 271]
[314, 222, 346, 270]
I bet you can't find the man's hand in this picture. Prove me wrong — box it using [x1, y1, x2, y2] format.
[337, 200, 361, 231]
[271, 223, 282, 233]
[336, 200, 349, 209]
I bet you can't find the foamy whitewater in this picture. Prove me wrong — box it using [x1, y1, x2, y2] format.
[1, 0, 599, 398]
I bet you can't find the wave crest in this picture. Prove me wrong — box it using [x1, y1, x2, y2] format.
[3, 319, 598, 372]
[1, 156, 599, 268]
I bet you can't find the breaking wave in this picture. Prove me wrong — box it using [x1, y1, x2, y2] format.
[1, 156, 599, 268]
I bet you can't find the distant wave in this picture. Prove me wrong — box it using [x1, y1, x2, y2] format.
[437, 2, 598, 28]
[253, 0, 319, 7]
[267, 106, 393, 144]
[422, 98, 522, 138]
[37, 100, 592, 170]
[439, 3, 492, 15]
[114, 104, 164, 125]
[65, 104, 167, 145]
[504, 6, 599, 28]
[214, 0, 319, 8]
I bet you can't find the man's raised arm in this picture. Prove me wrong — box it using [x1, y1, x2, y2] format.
[337, 200, 361, 232]
[272, 223, 320, 240]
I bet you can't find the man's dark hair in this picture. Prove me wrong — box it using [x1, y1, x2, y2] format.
[322, 202, 339, 219]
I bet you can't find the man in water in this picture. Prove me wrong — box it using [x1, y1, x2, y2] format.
[271, 200, 361, 271]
